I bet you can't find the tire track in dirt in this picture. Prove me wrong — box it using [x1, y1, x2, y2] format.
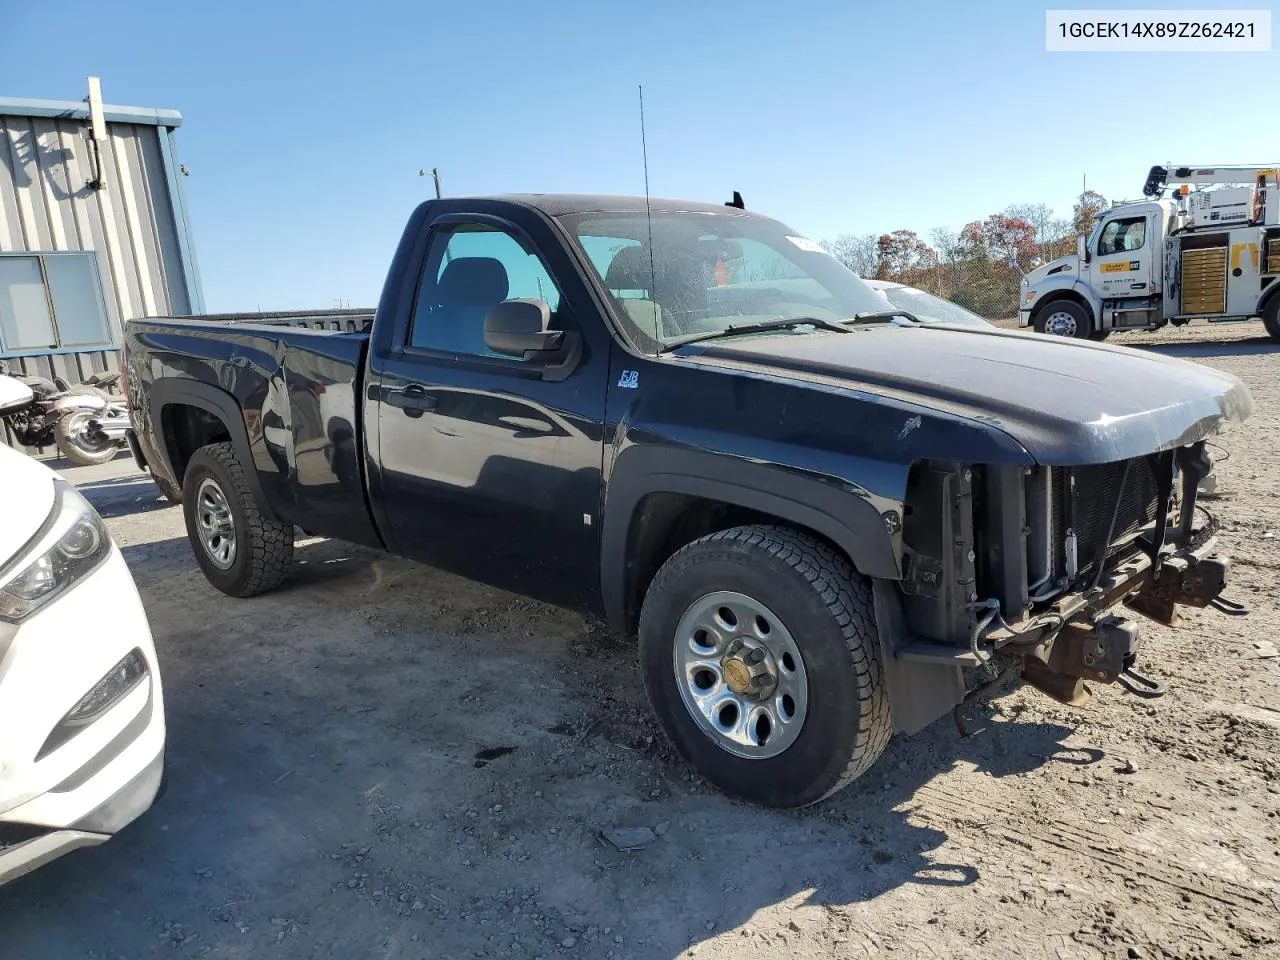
[911, 782, 1275, 913]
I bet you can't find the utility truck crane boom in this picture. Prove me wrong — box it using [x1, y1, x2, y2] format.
[1144, 164, 1280, 197]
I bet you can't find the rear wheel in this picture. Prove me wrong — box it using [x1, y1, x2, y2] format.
[639, 525, 891, 808]
[1034, 300, 1092, 339]
[182, 442, 293, 597]
[1263, 297, 1280, 343]
[55, 412, 118, 466]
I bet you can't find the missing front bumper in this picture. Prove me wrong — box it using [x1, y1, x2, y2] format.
[1007, 536, 1242, 704]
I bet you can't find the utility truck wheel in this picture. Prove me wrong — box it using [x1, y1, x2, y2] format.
[1088, 329, 1112, 342]
[638, 525, 891, 808]
[1263, 298, 1280, 343]
[1034, 300, 1091, 339]
[182, 442, 293, 597]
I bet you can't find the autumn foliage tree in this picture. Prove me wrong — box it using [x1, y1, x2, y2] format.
[825, 190, 1108, 320]
[961, 214, 1038, 269]
[874, 230, 936, 280]
[1073, 189, 1109, 238]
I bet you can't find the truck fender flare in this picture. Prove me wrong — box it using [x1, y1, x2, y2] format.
[600, 445, 902, 634]
[149, 378, 280, 521]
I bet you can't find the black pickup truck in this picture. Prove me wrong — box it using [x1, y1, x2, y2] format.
[125, 193, 1253, 808]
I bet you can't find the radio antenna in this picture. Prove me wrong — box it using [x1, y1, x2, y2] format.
[639, 84, 660, 355]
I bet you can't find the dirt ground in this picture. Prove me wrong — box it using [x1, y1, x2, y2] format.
[2, 322, 1278, 960]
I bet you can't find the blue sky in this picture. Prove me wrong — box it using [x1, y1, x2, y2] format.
[2, 0, 1275, 312]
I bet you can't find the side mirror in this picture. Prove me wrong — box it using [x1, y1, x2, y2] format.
[1076, 235, 1088, 263]
[484, 299, 563, 359]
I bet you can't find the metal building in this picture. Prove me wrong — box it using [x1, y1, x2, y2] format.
[0, 78, 203, 406]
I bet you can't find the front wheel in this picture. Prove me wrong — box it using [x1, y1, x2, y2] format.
[1033, 299, 1092, 339]
[55, 412, 119, 466]
[182, 442, 293, 597]
[639, 525, 891, 808]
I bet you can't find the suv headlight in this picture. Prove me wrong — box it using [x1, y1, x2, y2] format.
[0, 480, 111, 623]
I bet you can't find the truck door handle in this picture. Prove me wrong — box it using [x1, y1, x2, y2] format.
[386, 385, 437, 412]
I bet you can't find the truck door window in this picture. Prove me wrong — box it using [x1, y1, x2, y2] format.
[1097, 217, 1146, 256]
[408, 224, 562, 358]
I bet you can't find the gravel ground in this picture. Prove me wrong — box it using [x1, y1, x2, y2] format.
[2, 322, 1278, 959]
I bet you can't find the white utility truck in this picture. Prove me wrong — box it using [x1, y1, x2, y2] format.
[1020, 165, 1280, 342]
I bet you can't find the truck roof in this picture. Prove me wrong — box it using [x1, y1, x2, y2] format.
[487, 193, 773, 219]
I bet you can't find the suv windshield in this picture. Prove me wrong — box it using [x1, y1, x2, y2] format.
[558, 211, 889, 350]
[877, 285, 991, 327]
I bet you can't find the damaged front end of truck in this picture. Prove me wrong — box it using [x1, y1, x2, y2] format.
[893, 435, 1248, 728]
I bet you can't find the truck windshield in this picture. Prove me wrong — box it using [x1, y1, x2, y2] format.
[559, 212, 889, 351]
[1086, 216, 1104, 253]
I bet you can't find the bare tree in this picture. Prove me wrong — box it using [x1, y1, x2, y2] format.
[819, 233, 878, 277]
[1005, 202, 1072, 253]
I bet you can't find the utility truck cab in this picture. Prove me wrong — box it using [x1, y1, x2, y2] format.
[1020, 165, 1280, 342]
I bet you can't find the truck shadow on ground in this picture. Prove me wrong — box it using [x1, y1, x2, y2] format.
[0, 536, 1103, 960]
[76, 474, 176, 518]
[1125, 335, 1276, 359]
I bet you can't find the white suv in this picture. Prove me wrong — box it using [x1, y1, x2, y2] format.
[0, 442, 166, 886]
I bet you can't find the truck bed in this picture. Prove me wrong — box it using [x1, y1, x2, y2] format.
[125, 314, 380, 548]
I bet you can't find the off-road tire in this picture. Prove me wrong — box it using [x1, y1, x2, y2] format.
[1033, 299, 1092, 339]
[639, 525, 892, 808]
[1263, 297, 1280, 343]
[182, 442, 292, 597]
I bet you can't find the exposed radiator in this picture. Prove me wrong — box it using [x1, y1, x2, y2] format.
[1181, 247, 1228, 314]
[1054, 458, 1163, 582]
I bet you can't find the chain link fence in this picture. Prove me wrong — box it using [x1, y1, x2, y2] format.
[871, 235, 1077, 323]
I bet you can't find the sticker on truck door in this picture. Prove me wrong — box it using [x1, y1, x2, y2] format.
[1100, 261, 1140, 273]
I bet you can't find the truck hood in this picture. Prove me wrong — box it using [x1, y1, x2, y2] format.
[682, 325, 1253, 465]
[1023, 255, 1080, 289]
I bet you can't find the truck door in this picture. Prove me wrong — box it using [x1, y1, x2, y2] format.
[1093, 212, 1155, 302]
[369, 210, 608, 614]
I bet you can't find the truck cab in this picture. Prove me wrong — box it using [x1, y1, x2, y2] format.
[123, 193, 1254, 810]
[1021, 166, 1280, 341]
[1019, 201, 1174, 339]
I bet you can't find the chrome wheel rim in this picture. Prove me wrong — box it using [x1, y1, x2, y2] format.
[673, 591, 809, 759]
[1044, 310, 1078, 337]
[66, 412, 112, 452]
[195, 478, 236, 570]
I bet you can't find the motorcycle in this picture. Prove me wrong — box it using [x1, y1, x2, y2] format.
[0, 365, 131, 466]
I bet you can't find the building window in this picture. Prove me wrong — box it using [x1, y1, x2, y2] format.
[0, 252, 113, 355]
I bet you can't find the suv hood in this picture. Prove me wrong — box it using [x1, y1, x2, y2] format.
[683, 325, 1253, 465]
